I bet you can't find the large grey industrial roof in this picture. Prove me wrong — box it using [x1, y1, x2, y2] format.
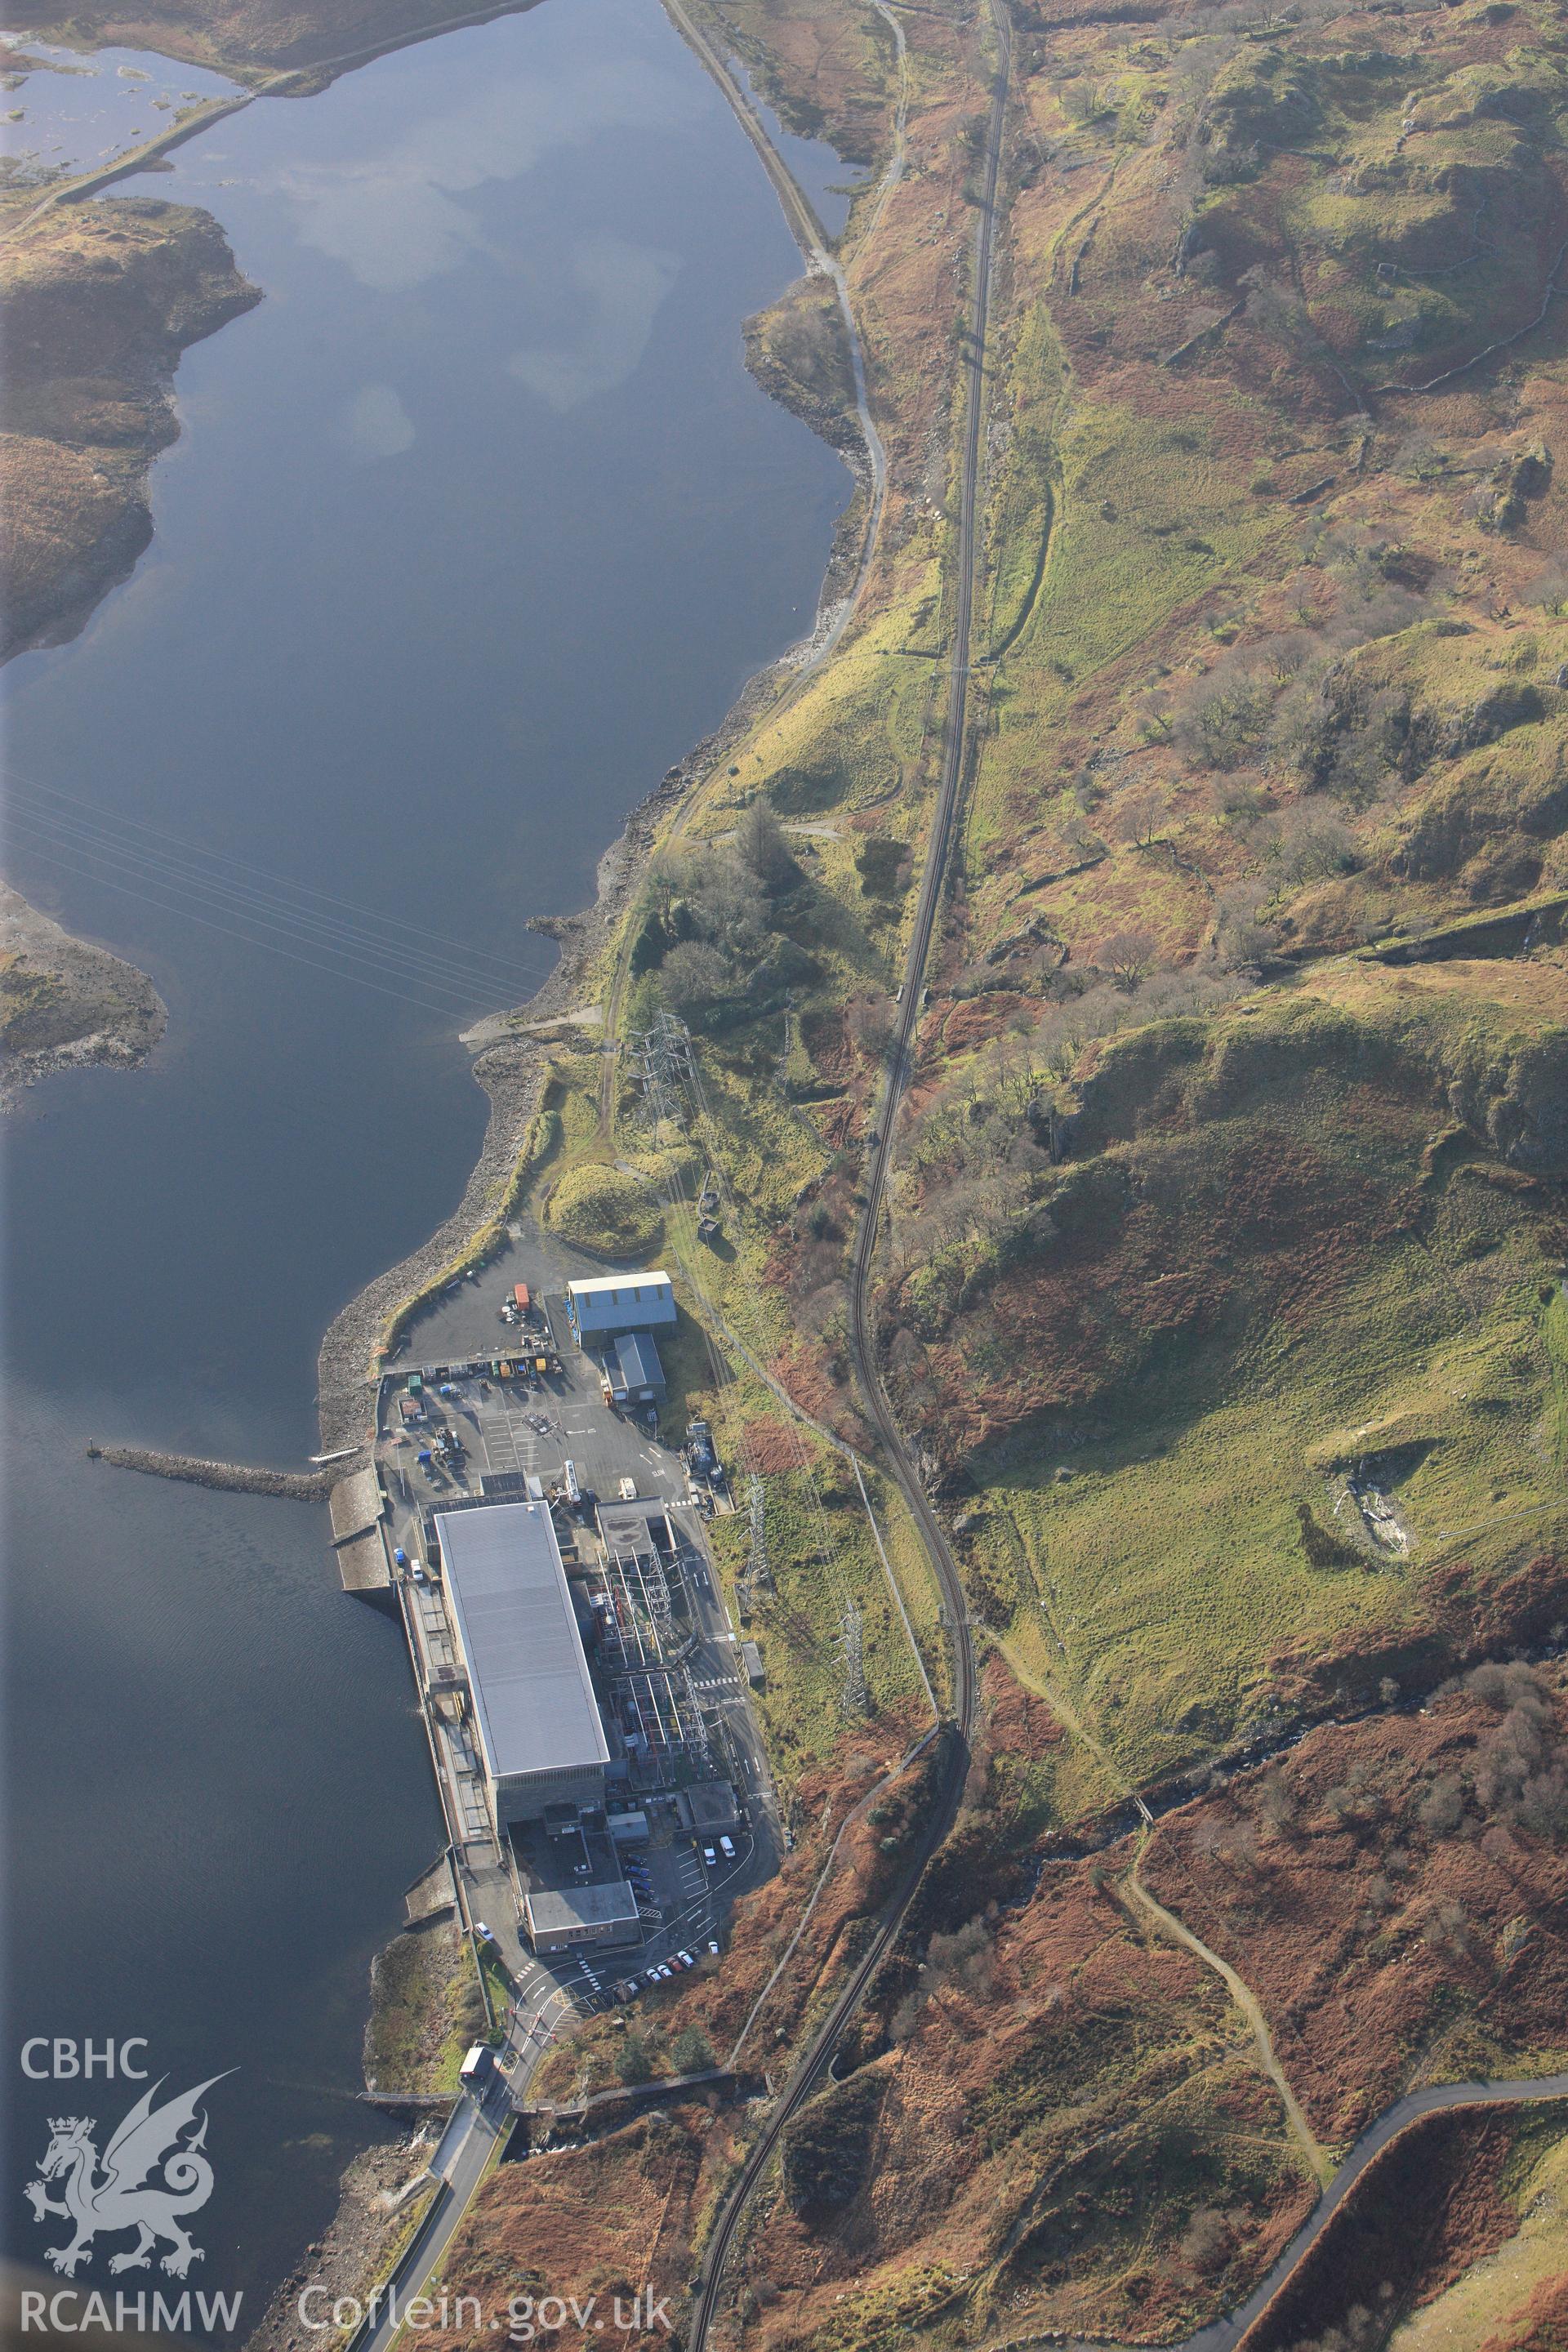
[435, 1503, 608, 1784]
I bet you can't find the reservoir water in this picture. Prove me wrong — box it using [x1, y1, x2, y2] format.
[2, 0, 848, 2319]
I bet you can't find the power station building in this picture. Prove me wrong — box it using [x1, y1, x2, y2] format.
[434, 1500, 609, 1829]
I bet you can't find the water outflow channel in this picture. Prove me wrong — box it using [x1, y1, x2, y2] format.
[2, 0, 849, 2319]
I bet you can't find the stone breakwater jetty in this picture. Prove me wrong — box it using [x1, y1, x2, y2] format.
[87, 1443, 336, 1502]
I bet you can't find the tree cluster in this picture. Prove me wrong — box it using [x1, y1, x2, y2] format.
[889, 1911, 997, 2041]
[630, 803, 804, 1027]
[1418, 1665, 1568, 1842]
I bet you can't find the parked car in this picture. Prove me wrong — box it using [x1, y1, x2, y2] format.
[702, 1846, 718, 1868]
[677, 1950, 696, 1970]
[707, 1940, 720, 1957]
[719, 1836, 735, 1860]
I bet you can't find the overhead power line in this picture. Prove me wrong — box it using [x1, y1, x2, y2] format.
[3, 770, 559, 1015]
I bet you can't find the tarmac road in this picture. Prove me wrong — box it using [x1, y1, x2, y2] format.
[343, 2060, 516, 2352]
[1146, 2073, 1568, 2352]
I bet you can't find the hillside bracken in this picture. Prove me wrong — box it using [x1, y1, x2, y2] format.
[564, 0, 1568, 2334]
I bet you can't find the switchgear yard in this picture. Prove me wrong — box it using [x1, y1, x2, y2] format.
[356, 1230, 778, 2073]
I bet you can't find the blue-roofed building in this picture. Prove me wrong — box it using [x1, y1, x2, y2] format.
[566, 1271, 676, 1339]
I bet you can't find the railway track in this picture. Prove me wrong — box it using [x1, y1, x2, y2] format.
[685, 4, 1012, 2338]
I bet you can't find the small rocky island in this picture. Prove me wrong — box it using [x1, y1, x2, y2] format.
[0, 881, 167, 1100]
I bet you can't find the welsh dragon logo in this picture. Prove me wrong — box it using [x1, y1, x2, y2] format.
[24, 2074, 231, 2278]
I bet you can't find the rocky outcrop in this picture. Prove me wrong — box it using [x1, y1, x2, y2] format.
[1447, 1027, 1568, 1175]
[743, 274, 860, 456]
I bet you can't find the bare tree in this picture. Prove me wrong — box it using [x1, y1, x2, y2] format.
[1179, 2208, 1234, 2277]
[1256, 1768, 1298, 1837]
[736, 799, 799, 893]
[659, 940, 731, 1016]
[1417, 1771, 1467, 1838]
[848, 995, 895, 1061]
[1098, 926, 1160, 988]
[1116, 791, 1165, 849]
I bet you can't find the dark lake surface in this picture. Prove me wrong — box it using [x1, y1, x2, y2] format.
[2, 0, 848, 2319]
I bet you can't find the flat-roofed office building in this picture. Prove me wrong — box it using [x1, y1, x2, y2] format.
[523, 1882, 641, 1954]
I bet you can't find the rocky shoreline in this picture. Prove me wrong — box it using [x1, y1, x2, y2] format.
[243, 2132, 443, 2352]
[0, 880, 167, 1103]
